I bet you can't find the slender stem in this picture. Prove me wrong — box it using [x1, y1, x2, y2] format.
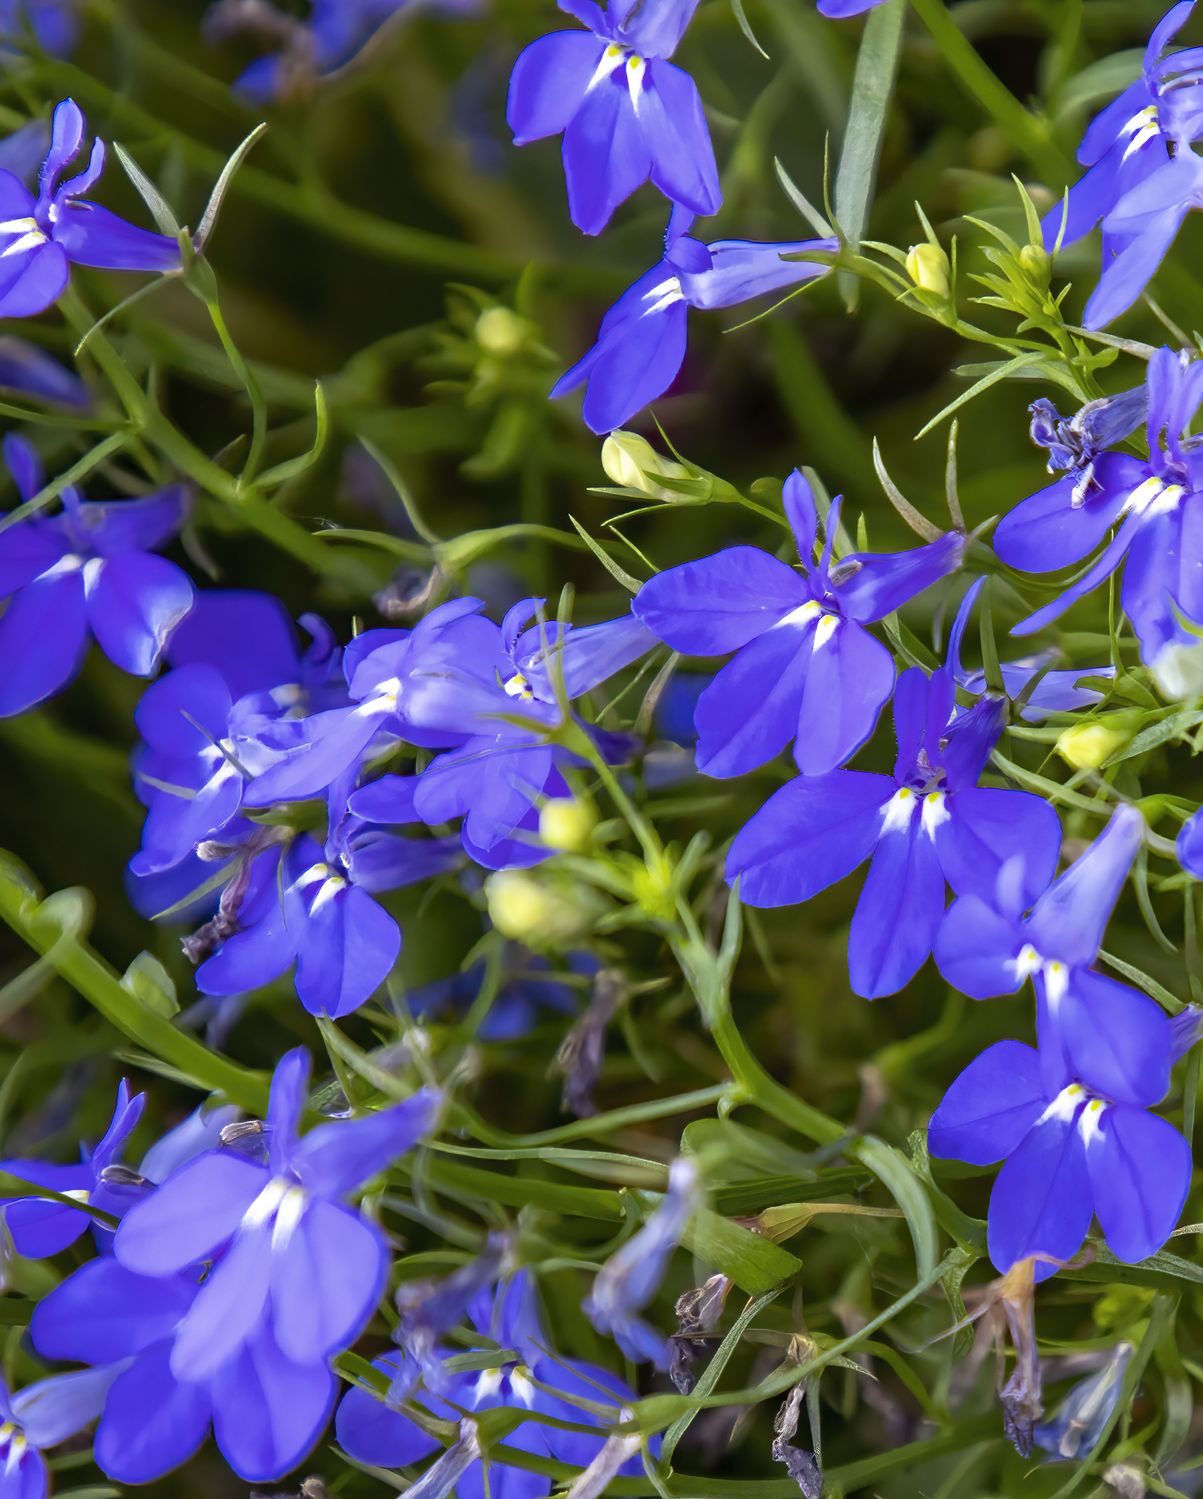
[907, 0, 1070, 183]
[206, 297, 268, 484]
[59, 290, 377, 589]
[0, 876, 269, 1112]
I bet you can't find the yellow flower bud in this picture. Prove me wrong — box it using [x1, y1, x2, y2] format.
[475, 306, 526, 356]
[485, 871, 585, 944]
[905, 243, 951, 298]
[600, 431, 692, 500]
[1056, 717, 1136, 771]
[539, 797, 596, 852]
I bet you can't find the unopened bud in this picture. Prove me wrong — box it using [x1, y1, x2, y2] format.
[475, 306, 526, 356]
[600, 431, 692, 500]
[1019, 243, 1051, 285]
[539, 797, 596, 852]
[905, 243, 951, 298]
[485, 871, 585, 945]
[1055, 715, 1138, 771]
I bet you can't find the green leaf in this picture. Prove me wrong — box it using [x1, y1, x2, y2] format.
[681, 1208, 802, 1295]
[832, 0, 905, 309]
[567, 515, 642, 593]
[0, 859, 269, 1113]
[121, 951, 179, 1019]
[195, 122, 269, 251]
[112, 142, 181, 236]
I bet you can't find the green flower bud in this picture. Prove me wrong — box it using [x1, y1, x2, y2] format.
[905, 243, 951, 298]
[1055, 715, 1139, 771]
[475, 307, 527, 356]
[539, 797, 596, 852]
[600, 431, 692, 500]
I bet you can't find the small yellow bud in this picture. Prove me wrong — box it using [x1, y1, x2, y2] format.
[539, 798, 596, 852]
[600, 431, 692, 500]
[1019, 243, 1051, 286]
[485, 871, 584, 945]
[475, 306, 526, 356]
[1056, 717, 1136, 771]
[905, 243, 951, 298]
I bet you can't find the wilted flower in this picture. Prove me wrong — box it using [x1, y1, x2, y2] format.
[584, 1156, 700, 1367]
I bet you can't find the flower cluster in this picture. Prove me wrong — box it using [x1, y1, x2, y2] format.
[2, 1, 1203, 1494]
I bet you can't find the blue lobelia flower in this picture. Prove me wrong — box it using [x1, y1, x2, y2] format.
[727, 665, 1063, 998]
[31, 1257, 338, 1483]
[997, 347, 1203, 664]
[929, 1031, 1191, 1281]
[193, 804, 461, 1017]
[815, 0, 889, 14]
[1043, 4, 1203, 270]
[0, 0, 78, 55]
[1177, 804, 1203, 876]
[337, 1270, 650, 1496]
[947, 578, 1113, 722]
[238, 597, 501, 810]
[112, 1049, 440, 1380]
[584, 1156, 698, 1367]
[1027, 386, 1148, 493]
[0, 99, 180, 319]
[507, 0, 720, 236]
[0, 1081, 143, 1258]
[350, 600, 649, 869]
[129, 603, 347, 879]
[0, 434, 193, 717]
[935, 805, 1173, 1107]
[551, 224, 838, 433]
[1033, 1342, 1133, 1461]
[0, 336, 88, 408]
[635, 473, 964, 778]
[407, 947, 586, 1040]
[0, 1367, 117, 1499]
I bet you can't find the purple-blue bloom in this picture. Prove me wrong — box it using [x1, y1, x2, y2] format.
[552, 227, 838, 433]
[635, 472, 963, 777]
[507, 0, 720, 236]
[1043, 4, 1203, 262]
[338, 1271, 651, 1494]
[238, 597, 500, 809]
[0, 1367, 116, 1499]
[0, 1081, 143, 1258]
[32, 1257, 338, 1483]
[935, 805, 1173, 1107]
[0, 336, 88, 407]
[0, 99, 179, 319]
[997, 347, 1203, 664]
[348, 599, 650, 869]
[193, 806, 460, 1016]
[815, 0, 888, 14]
[1178, 804, 1203, 876]
[0, 433, 193, 717]
[0, 0, 78, 55]
[727, 665, 1063, 998]
[947, 578, 1113, 721]
[407, 947, 585, 1039]
[113, 1049, 440, 1374]
[584, 1156, 698, 1367]
[929, 1032, 1191, 1280]
[1046, 4, 1203, 326]
[130, 600, 346, 878]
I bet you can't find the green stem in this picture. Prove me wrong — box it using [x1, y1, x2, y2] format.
[907, 0, 1070, 183]
[206, 297, 268, 484]
[60, 290, 377, 590]
[0, 877, 269, 1113]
